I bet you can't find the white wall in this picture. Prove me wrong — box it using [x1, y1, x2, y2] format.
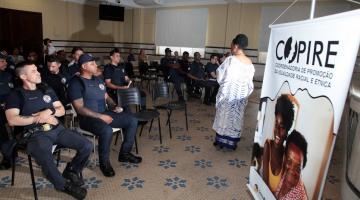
[259, 2, 351, 51]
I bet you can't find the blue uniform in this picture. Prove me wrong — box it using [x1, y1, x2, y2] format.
[160, 57, 184, 99]
[42, 72, 71, 106]
[68, 76, 138, 164]
[5, 86, 92, 190]
[0, 70, 14, 154]
[0, 71, 14, 102]
[189, 61, 205, 79]
[66, 63, 81, 77]
[103, 63, 127, 87]
[103, 63, 146, 111]
[205, 62, 218, 78]
[204, 62, 219, 103]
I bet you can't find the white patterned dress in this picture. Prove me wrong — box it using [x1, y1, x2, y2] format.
[212, 56, 255, 148]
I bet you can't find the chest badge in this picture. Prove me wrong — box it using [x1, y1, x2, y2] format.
[99, 83, 105, 90]
[8, 83, 14, 88]
[61, 77, 67, 84]
[43, 95, 52, 103]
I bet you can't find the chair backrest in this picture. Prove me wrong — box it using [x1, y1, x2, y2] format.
[117, 87, 142, 107]
[152, 82, 170, 102]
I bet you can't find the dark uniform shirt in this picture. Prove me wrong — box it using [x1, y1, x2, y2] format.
[178, 59, 190, 74]
[5, 87, 58, 129]
[103, 63, 127, 86]
[42, 72, 71, 106]
[66, 63, 81, 77]
[68, 76, 107, 113]
[160, 57, 178, 78]
[189, 61, 205, 79]
[205, 62, 218, 79]
[0, 71, 14, 103]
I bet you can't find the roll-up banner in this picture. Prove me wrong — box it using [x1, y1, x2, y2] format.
[248, 9, 360, 200]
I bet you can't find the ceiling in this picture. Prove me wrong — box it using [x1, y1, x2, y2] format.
[64, 0, 316, 8]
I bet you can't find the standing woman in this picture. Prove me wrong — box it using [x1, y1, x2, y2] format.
[213, 34, 255, 150]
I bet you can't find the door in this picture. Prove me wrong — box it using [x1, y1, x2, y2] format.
[0, 8, 43, 59]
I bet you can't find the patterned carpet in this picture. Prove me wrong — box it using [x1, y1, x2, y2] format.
[0, 87, 342, 200]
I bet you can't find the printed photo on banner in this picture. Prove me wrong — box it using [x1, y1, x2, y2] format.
[251, 81, 334, 200]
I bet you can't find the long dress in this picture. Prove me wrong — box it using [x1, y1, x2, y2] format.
[212, 55, 255, 149]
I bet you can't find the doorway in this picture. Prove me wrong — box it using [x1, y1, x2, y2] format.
[0, 8, 43, 59]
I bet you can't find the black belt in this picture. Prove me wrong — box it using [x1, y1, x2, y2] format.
[24, 124, 59, 136]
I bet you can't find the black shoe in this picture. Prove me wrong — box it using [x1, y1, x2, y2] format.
[62, 164, 84, 186]
[99, 162, 115, 177]
[62, 181, 87, 200]
[0, 158, 11, 170]
[118, 152, 142, 164]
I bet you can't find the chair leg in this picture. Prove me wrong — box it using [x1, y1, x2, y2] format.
[158, 117, 162, 144]
[114, 131, 119, 145]
[166, 110, 173, 125]
[56, 150, 61, 167]
[92, 136, 97, 163]
[134, 136, 139, 154]
[185, 104, 189, 131]
[139, 124, 145, 137]
[28, 155, 38, 200]
[148, 119, 154, 133]
[120, 129, 124, 142]
[11, 150, 16, 186]
[167, 110, 172, 139]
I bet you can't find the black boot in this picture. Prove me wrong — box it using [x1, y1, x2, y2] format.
[99, 161, 115, 177]
[62, 181, 87, 200]
[62, 163, 84, 186]
[118, 152, 142, 164]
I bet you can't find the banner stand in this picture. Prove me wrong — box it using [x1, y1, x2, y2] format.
[248, 9, 360, 200]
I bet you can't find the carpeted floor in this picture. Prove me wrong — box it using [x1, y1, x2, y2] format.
[0, 87, 342, 200]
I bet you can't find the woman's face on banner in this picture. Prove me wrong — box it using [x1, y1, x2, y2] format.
[274, 114, 287, 146]
[284, 143, 303, 187]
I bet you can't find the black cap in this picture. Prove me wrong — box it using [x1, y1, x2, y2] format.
[165, 48, 172, 53]
[78, 53, 95, 66]
[0, 53, 6, 60]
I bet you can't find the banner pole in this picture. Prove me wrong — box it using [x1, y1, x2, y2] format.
[310, 0, 317, 19]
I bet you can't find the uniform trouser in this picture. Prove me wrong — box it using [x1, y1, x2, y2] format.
[0, 106, 10, 157]
[194, 80, 219, 102]
[79, 111, 138, 165]
[0, 109, 9, 143]
[169, 69, 184, 98]
[26, 125, 92, 190]
[197, 80, 219, 101]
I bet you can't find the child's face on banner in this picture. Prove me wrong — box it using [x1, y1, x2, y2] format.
[284, 143, 303, 186]
[274, 114, 287, 146]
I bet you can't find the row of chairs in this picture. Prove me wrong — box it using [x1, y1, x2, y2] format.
[116, 82, 189, 153]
